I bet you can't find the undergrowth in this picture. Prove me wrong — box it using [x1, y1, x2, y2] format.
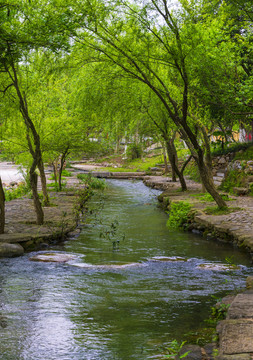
[77, 173, 106, 190]
[167, 201, 192, 229]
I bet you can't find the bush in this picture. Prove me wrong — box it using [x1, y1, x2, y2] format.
[77, 173, 106, 190]
[220, 170, 247, 193]
[166, 201, 192, 229]
[211, 142, 253, 157]
[126, 143, 142, 160]
[47, 182, 67, 192]
[4, 182, 31, 201]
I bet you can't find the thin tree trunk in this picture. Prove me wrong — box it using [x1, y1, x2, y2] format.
[165, 139, 187, 191]
[30, 162, 44, 225]
[8, 59, 45, 223]
[38, 159, 49, 206]
[0, 177, 5, 234]
[58, 147, 69, 191]
[162, 142, 169, 173]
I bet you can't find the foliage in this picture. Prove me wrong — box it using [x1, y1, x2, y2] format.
[4, 183, 31, 202]
[184, 162, 201, 183]
[164, 340, 190, 359]
[212, 142, 253, 157]
[47, 182, 67, 192]
[234, 145, 253, 160]
[61, 169, 72, 177]
[77, 173, 106, 190]
[207, 302, 230, 326]
[99, 219, 125, 251]
[190, 193, 233, 202]
[167, 202, 192, 229]
[220, 170, 248, 193]
[126, 143, 142, 160]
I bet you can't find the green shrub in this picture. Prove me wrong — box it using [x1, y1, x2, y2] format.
[220, 170, 247, 193]
[126, 143, 142, 160]
[4, 182, 31, 201]
[47, 182, 67, 192]
[166, 201, 192, 229]
[211, 142, 252, 157]
[77, 173, 106, 190]
[61, 169, 72, 177]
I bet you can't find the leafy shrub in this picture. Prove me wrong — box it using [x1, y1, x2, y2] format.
[4, 182, 31, 201]
[126, 143, 142, 160]
[211, 142, 253, 157]
[77, 173, 106, 190]
[61, 169, 72, 177]
[47, 182, 67, 192]
[166, 201, 192, 229]
[220, 170, 247, 193]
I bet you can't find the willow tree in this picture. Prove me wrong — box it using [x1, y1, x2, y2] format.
[0, 0, 71, 225]
[57, 0, 227, 207]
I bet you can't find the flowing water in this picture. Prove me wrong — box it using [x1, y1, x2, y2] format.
[0, 179, 252, 360]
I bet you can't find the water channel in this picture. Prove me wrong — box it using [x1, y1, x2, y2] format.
[0, 179, 252, 360]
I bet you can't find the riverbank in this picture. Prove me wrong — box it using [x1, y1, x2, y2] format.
[0, 173, 85, 257]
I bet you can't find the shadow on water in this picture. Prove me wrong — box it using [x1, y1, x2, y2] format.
[0, 179, 252, 360]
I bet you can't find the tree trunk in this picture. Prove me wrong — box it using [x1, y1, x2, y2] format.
[165, 139, 187, 191]
[30, 167, 44, 225]
[162, 143, 169, 173]
[38, 159, 49, 206]
[9, 59, 45, 223]
[58, 147, 69, 191]
[198, 164, 227, 207]
[0, 177, 5, 234]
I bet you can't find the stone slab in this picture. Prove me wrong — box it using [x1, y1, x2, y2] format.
[218, 319, 253, 354]
[228, 294, 253, 319]
[216, 355, 252, 360]
[0, 233, 34, 243]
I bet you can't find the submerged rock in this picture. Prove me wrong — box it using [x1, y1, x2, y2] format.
[71, 262, 142, 269]
[196, 263, 241, 271]
[0, 243, 24, 257]
[150, 256, 188, 262]
[29, 253, 76, 263]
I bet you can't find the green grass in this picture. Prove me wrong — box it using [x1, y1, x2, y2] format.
[100, 155, 164, 172]
[190, 193, 234, 202]
[204, 206, 241, 215]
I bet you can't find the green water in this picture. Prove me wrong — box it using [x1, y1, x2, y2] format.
[0, 179, 251, 360]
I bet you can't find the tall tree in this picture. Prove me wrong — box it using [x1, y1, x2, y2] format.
[60, 0, 227, 207]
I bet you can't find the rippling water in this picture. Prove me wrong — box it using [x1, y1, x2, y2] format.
[0, 179, 251, 360]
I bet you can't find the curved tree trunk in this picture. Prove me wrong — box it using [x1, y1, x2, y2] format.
[165, 139, 187, 191]
[9, 59, 45, 224]
[198, 164, 227, 207]
[0, 177, 5, 234]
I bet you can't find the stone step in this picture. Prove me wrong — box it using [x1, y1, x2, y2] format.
[213, 176, 223, 182]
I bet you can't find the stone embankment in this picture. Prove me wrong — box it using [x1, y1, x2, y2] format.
[144, 175, 253, 258]
[0, 175, 84, 257]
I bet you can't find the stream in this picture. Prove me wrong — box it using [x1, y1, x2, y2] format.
[0, 179, 252, 360]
